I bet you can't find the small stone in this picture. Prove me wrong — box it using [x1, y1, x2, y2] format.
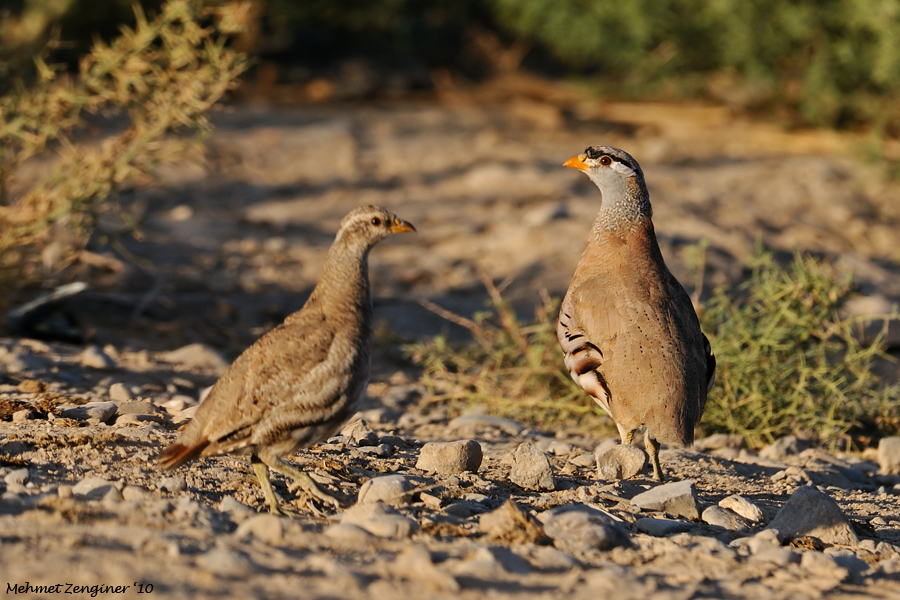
[324, 523, 376, 544]
[72, 477, 117, 499]
[527, 546, 580, 572]
[630, 480, 700, 520]
[79, 345, 116, 369]
[60, 401, 117, 423]
[719, 494, 765, 522]
[196, 546, 257, 578]
[16, 379, 47, 393]
[878, 437, 900, 475]
[340, 502, 418, 538]
[357, 474, 412, 505]
[769, 486, 859, 546]
[479, 500, 547, 544]
[389, 544, 460, 593]
[702, 506, 750, 531]
[122, 486, 151, 501]
[116, 400, 161, 415]
[340, 419, 378, 446]
[596, 444, 647, 480]
[234, 514, 284, 545]
[102, 487, 124, 503]
[443, 500, 489, 518]
[509, 442, 555, 491]
[353, 444, 393, 458]
[159, 344, 229, 372]
[635, 517, 694, 536]
[159, 475, 187, 493]
[4, 468, 29, 486]
[568, 453, 595, 467]
[538, 504, 629, 552]
[416, 440, 483, 474]
[759, 436, 808, 461]
[12, 410, 34, 422]
[800, 551, 850, 582]
[218, 497, 254, 516]
[109, 383, 131, 402]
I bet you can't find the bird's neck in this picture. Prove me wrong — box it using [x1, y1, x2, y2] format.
[592, 177, 652, 233]
[303, 243, 372, 322]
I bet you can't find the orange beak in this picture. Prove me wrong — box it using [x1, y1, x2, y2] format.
[390, 218, 416, 234]
[563, 154, 589, 171]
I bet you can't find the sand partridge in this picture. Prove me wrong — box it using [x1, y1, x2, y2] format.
[158, 205, 415, 513]
[558, 146, 715, 481]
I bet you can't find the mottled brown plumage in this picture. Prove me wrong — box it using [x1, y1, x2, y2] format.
[158, 205, 415, 513]
[558, 146, 715, 480]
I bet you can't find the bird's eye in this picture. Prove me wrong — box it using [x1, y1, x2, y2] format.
[599, 156, 612, 166]
[371, 217, 382, 226]
[585, 147, 600, 160]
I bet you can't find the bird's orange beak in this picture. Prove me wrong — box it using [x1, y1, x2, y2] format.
[390, 218, 416, 234]
[563, 154, 589, 171]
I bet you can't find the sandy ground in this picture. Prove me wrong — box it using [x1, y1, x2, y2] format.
[2, 87, 900, 599]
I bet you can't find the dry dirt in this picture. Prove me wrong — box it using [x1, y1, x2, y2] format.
[2, 86, 900, 599]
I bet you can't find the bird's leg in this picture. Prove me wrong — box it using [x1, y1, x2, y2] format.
[251, 455, 284, 515]
[258, 450, 342, 509]
[617, 423, 635, 445]
[645, 431, 665, 482]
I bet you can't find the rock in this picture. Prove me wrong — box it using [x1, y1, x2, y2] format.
[159, 475, 187, 493]
[196, 546, 257, 578]
[4, 468, 29, 486]
[635, 517, 694, 536]
[769, 486, 859, 545]
[539, 504, 629, 552]
[353, 444, 394, 458]
[60, 401, 117, 423]
[416, 440, 482, 474]
[509, 442, 555, 491]
[340, 419, 378, 446]
[595, 444, 647, 480]
[447, 414, 525, 436]
[340, 502, 417, 538]
[116, 400, 161, 415]
[702, 506, 750, 531]
[79, 345, 116, 369]
[159, 344, 229, 372]
[694, 433, 746, 452]
[122, 486, 151, 501]
[323, 523, 376, 545]
[443, 500, 489, 518]
[630, 480, 700, 520]
[389, 544, 460, 593]
[719, 494, 765, 522]
[108, 383, 131, 402]
[759, 436, 808, 461]
[526, 546, 580, 572]
[800, 551, 850, 582]
[568, 452, 595, 467]
[234, 514, 284, 545]
[357, 474, 412, 505]
[218, 497, 254, 517]
[72, 477, 117, 499]
[479, 500, 547, 544]
[877, 437, 900, 475]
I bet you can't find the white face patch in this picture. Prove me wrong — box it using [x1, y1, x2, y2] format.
[609, 160, 636, 179]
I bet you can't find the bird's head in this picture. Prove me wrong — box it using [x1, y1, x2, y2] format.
[563, 145, 651, 229]
[335, 205, 416, 249]
[563, 145, 645, 187]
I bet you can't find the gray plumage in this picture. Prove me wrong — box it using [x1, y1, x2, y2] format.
[559, 146, 715, 480]
[158, 205, 415, 513]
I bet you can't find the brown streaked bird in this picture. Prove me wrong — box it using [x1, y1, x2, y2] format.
[558, 146, 715, 481]
[158, 205, 415, 514]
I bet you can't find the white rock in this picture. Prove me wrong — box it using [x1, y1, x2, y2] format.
[595, 444, 647, 480]
[878, 437, 900, 475]
[340, 419, 378, 446]
[509, 442, 555, 491]
[340, 502, 417, 538]
[357, 474, 412, 505]
[630, 480, 700, 520]
[72, 477, 117, 499]
[60, 401, 118, 423]
[108, 383, 131, 402]
[158, 475, 187, 493]
[323, 523, 376, 544]
[769, 486, 858, 545]
[416, 440, 482, 474]
[4, 468, 29, 486]
[234, 514, 284, 545]
[79, 345, 116, 369]
[196, 546, 257, 578]
[719, 494, 765, 522]
[539, 505, 629, 552]
[702, 506, 750, 531]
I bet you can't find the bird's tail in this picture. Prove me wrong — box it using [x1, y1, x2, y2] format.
[157, 439, 210, 470]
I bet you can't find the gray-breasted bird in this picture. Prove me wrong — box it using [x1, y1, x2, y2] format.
[158, 205, 415, 513]
[558, 146, 715, 480]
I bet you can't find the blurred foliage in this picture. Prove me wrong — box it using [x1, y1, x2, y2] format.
[0, 0, 248, 295]
[408, 250, 900, 448]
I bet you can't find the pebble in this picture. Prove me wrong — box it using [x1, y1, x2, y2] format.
[4, 468, 29, 486]
[72, 477, 117, 499]
[635, 517, 694, 536]
[389, 544, 460, 593]
[218, 497, 254, 518]
[443, 500, 489, 518]
[108, 383, 131, 402]
[568, 452, 595, 467]
[324, 523, 376, 545]
[158, 475, 187, 493]
[121, 486, 151, 501]
[234, 514, 284, 545]
[12, 410, 34, 422]
[340, 502, 418, 538]
[357, 474, 412, 505]
[340, 419, 378, 446]
[769, 485, 859, 545]
[60, 401, 118, 423]
[479, 500, 547, 544]
[719, 494, 765, 522]
[159, 344, 229, 371]
[630, 479, 700, 520]
[416, 440, 483, 474]
[116, 400, 161, 415]
[538, 504, 629, 552]
[595, 444, 646, 480]
[508, 442, 555, 491]
[196, 545, 258, 578]
[877, 437, 900, 475]
[79, 345, 116, 369]
[701, 506, 750, 531]
[353, 444, 393, 458]
[447, 414, 525, 436]
[526, 546, 580, 571]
